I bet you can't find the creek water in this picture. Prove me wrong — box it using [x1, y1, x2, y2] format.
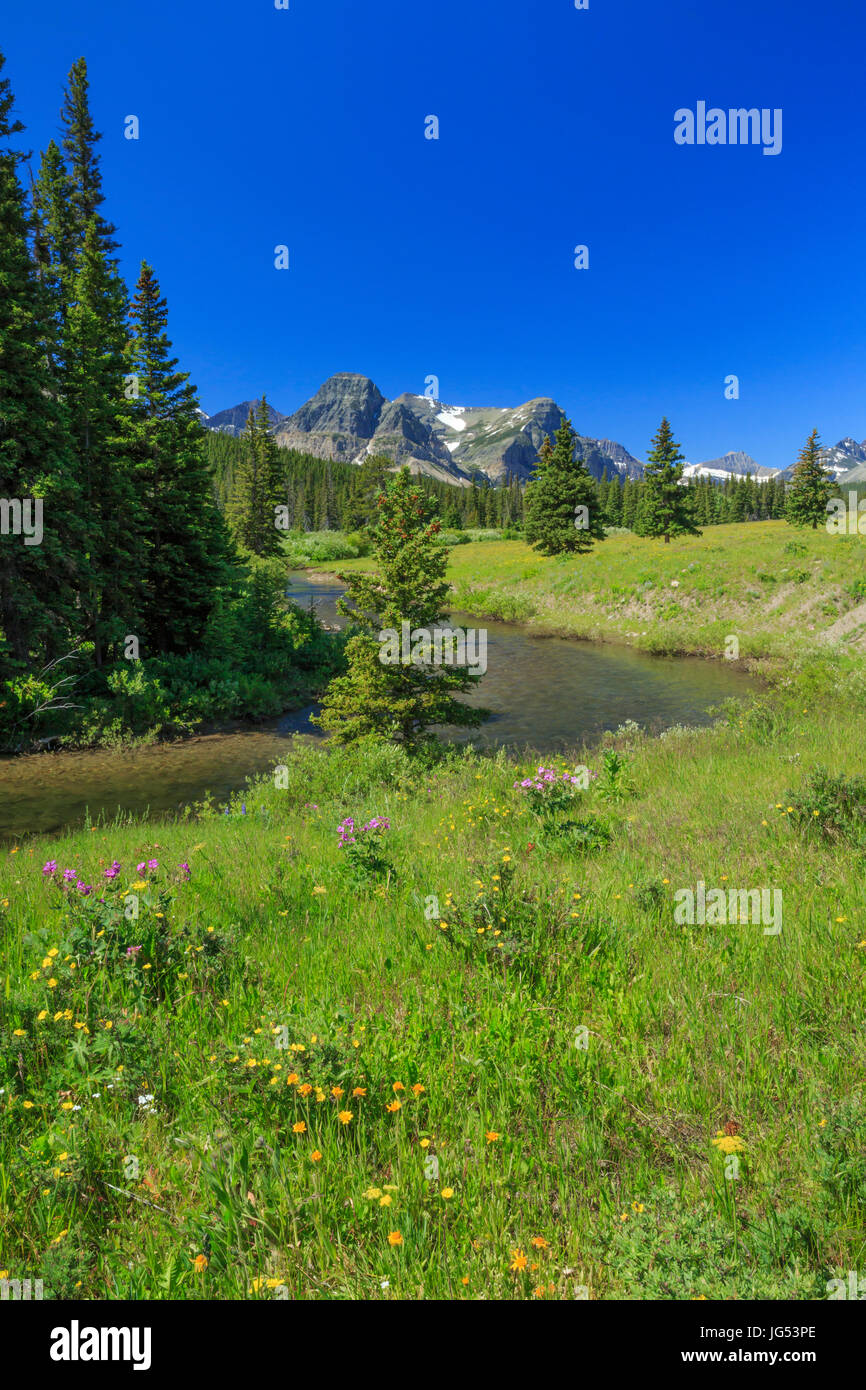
[0, 571, 756, 840]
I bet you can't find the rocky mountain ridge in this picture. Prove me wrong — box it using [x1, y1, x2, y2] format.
[202, 373, 866, 489]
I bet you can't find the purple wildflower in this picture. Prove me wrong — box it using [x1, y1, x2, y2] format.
[42, 860, 57, 876]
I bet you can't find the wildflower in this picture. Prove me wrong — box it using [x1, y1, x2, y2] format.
[352, 1086, 366, 1097]
[192, 1255, 208, 1273]
[412, 1084, 425, 1096]
[292, 1122, 307, 1134]
[379, 1194, 392, 1207]
[363, 1188, 383, 1200]
[23, 1100, 34, 1109]
[386, 1100, 402, 1113]
[310, 1150, 323, 1162]
[12, 1028, 25, 1037]
[312, 885, 326, 895]
[392, 1082, 405, 1092]
[419, 1138, 431, 1148]
[42, 860, 57, 876]
[485, 1131, 500, 1143]
[441, 1188, 454, 1200]
[387, 1231, 403, 1247]
[712, 1134, 745, 1155]
[509, 1249, 528, 1272]
[337, 1111, 353, 1125]
[531, 1236, 549, 1248]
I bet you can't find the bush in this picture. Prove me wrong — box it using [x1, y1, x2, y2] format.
[785, 766, 866, 846]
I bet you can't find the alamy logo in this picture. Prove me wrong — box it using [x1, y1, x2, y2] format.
[674, 880, 782, 935]
[674, 103, 782, 156]
[1, 1277, 43, 1299]
[50, 1321, 152, 1371]
[0, 497, 43, 545]
[826, 492, 866, 535]
[378, 620, 487, 675]
[826, 1271, 866, 1299]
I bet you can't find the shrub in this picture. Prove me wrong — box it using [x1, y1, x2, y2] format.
[785, 766, 866, 846]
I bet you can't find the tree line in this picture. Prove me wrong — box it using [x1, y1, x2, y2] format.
[0, 52, 333, 745]
[214, 409, 806, 549]
[523, 417, 847, 556]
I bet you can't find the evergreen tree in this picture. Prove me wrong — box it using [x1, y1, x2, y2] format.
[621, 476, 639, 530]
[786, 429, 833, 530]
[121, 261, 232, 653]
[524, 418, 605, 555]
[313, 468, 487, 747]
[635, 418, 701, 543]
[226, 396, 284, 556]
[60, 57, 116, 257]
[30, 140, 75, 374]
[65, 218, 140, 665]
[0, 52, 82, 682]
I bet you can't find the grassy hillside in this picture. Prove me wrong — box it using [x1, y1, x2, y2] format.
[2, 524, 865, 1301]
[327, 521, 866, 660]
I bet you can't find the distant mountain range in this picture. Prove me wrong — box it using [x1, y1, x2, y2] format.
[199, 374, 866, 489]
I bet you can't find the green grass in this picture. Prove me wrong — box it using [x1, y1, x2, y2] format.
[323, 521, 866, 661]
[2, 524, 866, 1300]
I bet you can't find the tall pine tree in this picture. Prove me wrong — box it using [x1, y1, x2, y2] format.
[524, 418, 605, 555]
[786, 429, 833, 530]
[635, 418, 701, 543]
[0, 51, 82, 687]
[226, 396, 284, 556]
[60, 57, 117, 258]
[65, 219, 140, 665]
[121, 261, 232, 653]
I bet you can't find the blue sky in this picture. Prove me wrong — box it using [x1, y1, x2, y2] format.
[4, 0, 865, 471]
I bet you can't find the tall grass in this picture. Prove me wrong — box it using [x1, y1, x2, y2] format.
[2, 664, 865, 1298]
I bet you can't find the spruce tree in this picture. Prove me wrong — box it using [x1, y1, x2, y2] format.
[313, 468, 487, 747]
[122, 261, 232, 653]
[226, 396, 284, 556]
[0, 51, 82, 685]
[31, 140, 75, 373]
[786, 429, 834, 530]
[524, 418, 605, 555]
[635, 418, 701, 543]
[65, 218, 140, 665]
[60, 57, 116, 257]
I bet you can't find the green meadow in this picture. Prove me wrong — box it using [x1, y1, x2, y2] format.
[324, 519, 866, 660]
[2, 523, 866, 1300]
